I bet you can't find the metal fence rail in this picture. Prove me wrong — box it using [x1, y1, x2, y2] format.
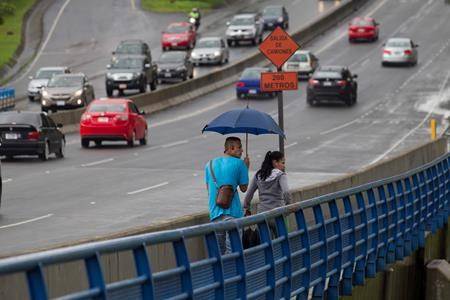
[0, 87, 15, 111]
[1, 153, 449, 300]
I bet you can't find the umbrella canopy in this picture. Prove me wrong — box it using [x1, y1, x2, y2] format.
[202, 107, 285, 137]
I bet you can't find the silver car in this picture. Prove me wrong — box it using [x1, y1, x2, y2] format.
[27, 67, 70, 101]
[226, 13, 264, 47]
[282, 50, 319, 79]
[382, 38, 418, 66]
[190, 37, 229, 66]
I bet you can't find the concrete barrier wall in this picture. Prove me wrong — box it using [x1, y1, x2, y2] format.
[52, 0, 370, 133]
[0, 136, 447, 299]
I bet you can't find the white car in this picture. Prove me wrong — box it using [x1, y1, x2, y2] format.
[190, 37, 229, 66]
[282, 50, 319, 79]
[382, 38, 418, 66]
[27, 67, 70, 101]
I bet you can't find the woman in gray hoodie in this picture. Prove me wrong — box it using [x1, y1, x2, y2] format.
[243, 151, 292, 235]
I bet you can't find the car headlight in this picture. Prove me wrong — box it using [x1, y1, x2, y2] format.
[133, 72, 141, 78]
[157, 68, 162, 73]
[191, 52, 199, 58]
[106, 73, 113, 78]
[214, 51, 221, 57]
[176, 66, 186, 71]
[278, 17, 283, 23]
[74, 89, 83, 97]
[41, 90, 48, 97]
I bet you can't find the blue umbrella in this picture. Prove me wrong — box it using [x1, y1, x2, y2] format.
[202, 107, 285, 155]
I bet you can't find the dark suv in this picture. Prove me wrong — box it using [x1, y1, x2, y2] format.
[306, 66, 358, 106]
[112, 40, 151, 62]
[106, 54, 157, 96]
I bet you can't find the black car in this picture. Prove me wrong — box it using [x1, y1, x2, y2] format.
[112, 40, 152, 62]
[106, 54, 157, 96]
[262, 5, 289, 30]
[157, 51, 194, 83]
[306, 66, 358, 106]
[0, 111, 65, 160]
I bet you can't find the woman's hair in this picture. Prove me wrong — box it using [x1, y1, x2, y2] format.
[256, 151, 284, 181]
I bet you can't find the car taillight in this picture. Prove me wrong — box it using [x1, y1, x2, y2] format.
[337, 80, 347, 87]
[236, 82, 245, 88]
[308, 79, 319, 86]
[404, 49, 412, 56]
[81, 114, 92, 122]
[114, 114, 128, 121]
[27, 131, 40, 140]
[383, 49, 391, 55]
[349, 26, 357, 31]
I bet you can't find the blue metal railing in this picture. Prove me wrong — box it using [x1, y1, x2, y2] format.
[0, 87, 15, 111]
[0, 153, 449, 299]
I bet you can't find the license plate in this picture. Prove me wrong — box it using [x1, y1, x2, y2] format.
[98, 117, 109, 123]
[5, 133, 18, 140]
[57, 101, 65, 106]
[323, 82, 332, 86]
[119, 84, 127, 89]
[165, 73, 172, 78]
[358, 29, 364, 32]
[395, 51, 402, 55]
[171, 42, 177, 46]
[249, 89, 257, 94]
[268, 23, 273, 27]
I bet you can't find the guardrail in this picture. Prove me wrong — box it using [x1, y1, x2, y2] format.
[0, 151, 449, 299]
[0, 87, 15, 111]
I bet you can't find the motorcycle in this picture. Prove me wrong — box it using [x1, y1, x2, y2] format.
[188, 16, 200, 30]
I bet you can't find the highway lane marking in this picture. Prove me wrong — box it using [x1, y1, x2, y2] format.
[10, 0, 72, 84]
[127, 182, 169, 195]
[370, 70, 450, 165]
[320, 119, 360, 135]
[81, 158, 114, 167]
[285, 142, 298, 149]
[131, 0, 136, 10]
[0, 214, 53, 230]
[2, 178, 12, 183]
[162, 140, 189, 148]
[149, 96, 235, 128]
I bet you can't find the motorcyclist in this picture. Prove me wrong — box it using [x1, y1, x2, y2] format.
[189, 8, 201, 28]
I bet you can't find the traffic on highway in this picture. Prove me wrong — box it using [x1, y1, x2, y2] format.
[0, 0, 448, 258]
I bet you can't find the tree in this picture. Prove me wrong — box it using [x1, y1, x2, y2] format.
[0, 0, 16, 25]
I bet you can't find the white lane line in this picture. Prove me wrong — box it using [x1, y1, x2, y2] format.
[320, 119, 360, 135]
[81, 158, 114, 167]
[10, 0, 72, 84]
[162, 140, 189, 148]
[127, 182, 169, 195]
[130, 0, 136, 10]
[370, 70, 450, 165]
[0, 214, 53, 230]
[2, 178, 12, 183]
[285, 142, 298, 149]
[150, 96, 235, 128]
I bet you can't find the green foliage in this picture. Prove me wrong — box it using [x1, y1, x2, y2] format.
[141, 0, 224, 13]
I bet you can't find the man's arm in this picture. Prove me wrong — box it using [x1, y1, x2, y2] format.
[238, 158, 249, 192]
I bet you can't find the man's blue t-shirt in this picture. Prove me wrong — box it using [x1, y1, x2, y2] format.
[205, 156, 249, 221]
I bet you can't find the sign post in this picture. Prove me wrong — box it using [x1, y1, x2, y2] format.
[259, 27, 299, 153]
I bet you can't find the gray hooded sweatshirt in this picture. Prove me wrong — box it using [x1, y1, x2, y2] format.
[244, 169, 292, 213]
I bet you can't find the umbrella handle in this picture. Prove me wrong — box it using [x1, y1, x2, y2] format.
[245, 133, 248, 158]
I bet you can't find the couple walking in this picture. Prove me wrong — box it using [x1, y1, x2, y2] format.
[205, 136, 292, 254]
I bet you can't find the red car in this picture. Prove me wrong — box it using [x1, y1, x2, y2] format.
[161, 22, 196, 51]
[348, 17, 379, 42]
[80, 98, 148, 148]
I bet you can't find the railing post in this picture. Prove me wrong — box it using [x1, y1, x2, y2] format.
[386, 183, 400, 262]
[85, 252, 106, 300]
[376, 186, 389, 271]
[404, 177, 417, 254]
[353, 193, 368, 286]
[26, 264, 48, 300]
[312, 204, 327, 299]
[365, 189, 379, 278]
[173, 237, 193, 299]
[294, 209, 311, 300]
[275, 214, 292, 299]
[341, 196, 355, 296]
[228, 224, 247, 298]
[413, 173, 426, 247]
[133, 244, 154, 300]
[326, 199, 343, 300]
[205, 231, 225, 300]
[257, 219, 276, 300]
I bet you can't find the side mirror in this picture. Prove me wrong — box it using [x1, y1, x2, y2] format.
[144, 63, 150, 69]
[57, 123, 63, 128]
[140, 110, 146, 115]
[226, 21, 230, 26]
[29, 76, 33, 80]
[106, 64, 111, 69]
[353, 74, 358, 78]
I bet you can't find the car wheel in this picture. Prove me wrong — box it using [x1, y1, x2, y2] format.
[118, 89, 125, 96]
[41, 107, 48, 113]
[227, 40, 233, 47]
[139, 80, 146, 93]
[252, 37, 257, 45]
[127, 131, 135, 147]
[150, 79, 157, 91]
[381, 61, 387, 67]
[56, 140, 65, 158]
[39, 141, 49, 161]
[346, 94, 354, 107]
[106, 86, 113, 97]
[5, 155, 13, 160]
[95, 140, 102, 147]
[259, 35, 263, 44]
[189, 71, 194, 79]
[140, 128, 148, 146]
[349, 38, 354, 43]
[28, 96, 35, 102]
[81, 139, 90, 148]
[237, 92, 244, 99]
[182, 74, 187, 81]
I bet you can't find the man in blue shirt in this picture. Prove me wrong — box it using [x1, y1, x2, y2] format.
[205, 136, 249, 254]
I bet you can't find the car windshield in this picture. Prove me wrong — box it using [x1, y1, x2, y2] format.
[116, 43, 142, 54]
[351, 19, 372, 26]
[288, 53, 308, 63]
[241, 69, 264, 79]
[263, 7, 281, 16]
[231, 17, 254, 26]
[35, 69, 64, 79]
[166, 25, 189, 33]
[111, 58, 143, 69]
[88, 103, 127, 113]
[197, 39, 221, 48]
[160, 52, 184, 63]
[314, 71, 342, 79]
[47, 76, 83, 87]
[0, 113, 40, 126]
[386, 40, 410, 48]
